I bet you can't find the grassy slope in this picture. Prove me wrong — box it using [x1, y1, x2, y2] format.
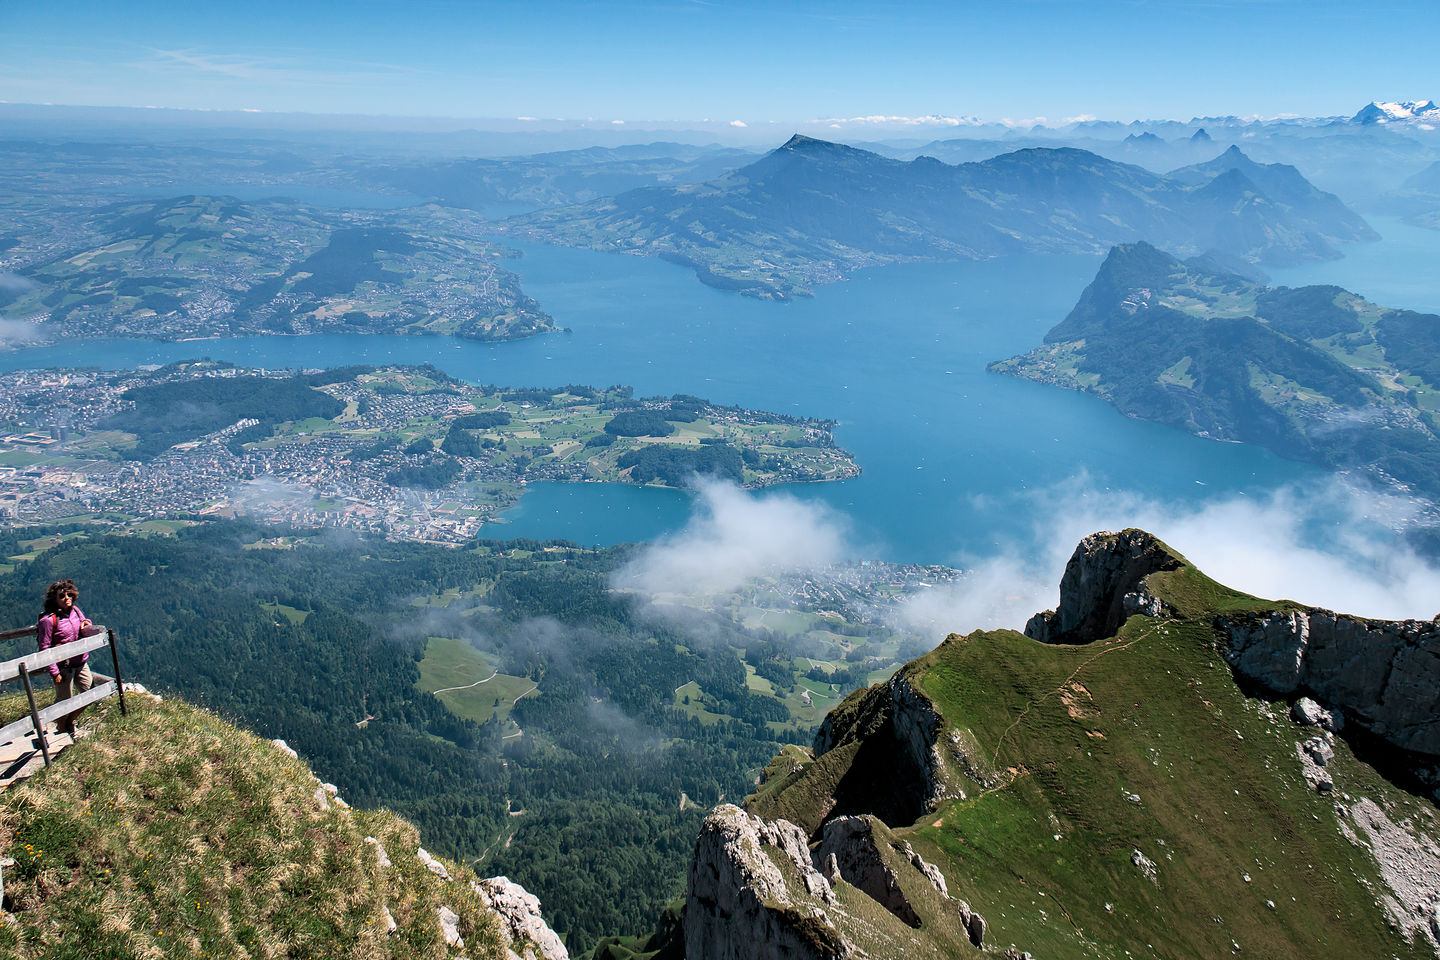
[0, 694, 505, 960]
[752, 558, 1439, 960]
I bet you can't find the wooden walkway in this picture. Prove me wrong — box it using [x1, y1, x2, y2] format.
[0, 722, 82, 791]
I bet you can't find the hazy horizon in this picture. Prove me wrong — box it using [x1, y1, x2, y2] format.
[3, 0, 1436, 126]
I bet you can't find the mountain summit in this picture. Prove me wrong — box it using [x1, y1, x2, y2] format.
[1352, 100, 1440, 124]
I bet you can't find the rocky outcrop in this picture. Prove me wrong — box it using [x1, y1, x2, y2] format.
[473, 876, 570, 960]
[1023, 528, 1440, 795]
[686, 805, 989, 959]
[685, 805, 850, 960]
[1220, 608, 1440, 776]
[814, 817, 923, 927]
[1337, 798, 1440, 955]
[1024, 530, 1180, 645]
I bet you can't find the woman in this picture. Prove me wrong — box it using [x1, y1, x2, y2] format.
[37, 579, 94, 736]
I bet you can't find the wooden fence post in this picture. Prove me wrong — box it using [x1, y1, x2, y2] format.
[18, 669, 51, 768]
[107, 629, 128, 717]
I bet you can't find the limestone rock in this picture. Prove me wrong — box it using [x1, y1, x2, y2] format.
[364, 836, 392, 869]
[473, 875, 570, 960]
[900, 839, 949, 897]
[810, 671, 966, 826]
[1297, 740, 1335, 794]
[417, 847, 452, 881]
[382, 905, 397, 934]
[1304, 736, 1335, 767]
[1292, 697, 1325, 726]
[438, 905, 463, 947]
[271, 738, 298, 759]
[685, 804, 853, 960]
[813, 816, 921, 927]
[1024, 530, 1182, 645]
[1339, 798, 1440, 953]
[967, 910, 987, 948]
[1222, 608, 1440, 781]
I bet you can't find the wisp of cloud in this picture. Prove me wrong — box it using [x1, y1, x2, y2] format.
[894, 475, 1440, 642]
[613, 478, 849, 599]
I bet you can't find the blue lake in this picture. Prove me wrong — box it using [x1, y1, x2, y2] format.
[8, 222, 1439, 565]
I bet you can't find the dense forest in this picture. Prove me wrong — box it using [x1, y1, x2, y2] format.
[0, 522, 835, 952]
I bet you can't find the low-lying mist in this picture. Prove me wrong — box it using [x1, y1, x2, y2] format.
[617, 476, 1440, 647]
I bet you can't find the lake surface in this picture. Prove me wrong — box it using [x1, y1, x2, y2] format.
[4, 235, 1355, 565]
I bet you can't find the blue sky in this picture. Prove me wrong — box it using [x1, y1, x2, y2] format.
[2, 0, 1436, 124]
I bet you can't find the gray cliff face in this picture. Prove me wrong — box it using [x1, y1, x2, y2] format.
[813, 817, 924, 927]
[1024, 529, 1180, 645]
[810, 671, 965, 829]
[885, 674, 965, 811]
[685, 805, 985, 959]
[685, 804, 849, 960]
[1221, 609, 1440, 764]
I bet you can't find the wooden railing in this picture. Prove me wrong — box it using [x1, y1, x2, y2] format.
[0, 624, 128, 768]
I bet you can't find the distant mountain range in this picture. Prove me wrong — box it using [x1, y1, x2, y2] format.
[506, 136, 1377, 299]
[991, 242, 1440, 499]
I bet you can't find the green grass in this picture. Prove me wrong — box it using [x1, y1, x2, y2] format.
[671, 681, 727, 727]
[416, 636, 536, 724]
[131, 518, 193, 536]
[0, 694, 506, 960]
[748, 544, 1440, 960]
[260, 601, 310, 625]
[903, 613, 1436, 960]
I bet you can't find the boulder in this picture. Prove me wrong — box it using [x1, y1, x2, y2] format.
[474, 876, 570, 960]
[1292, 698, 1325, 726]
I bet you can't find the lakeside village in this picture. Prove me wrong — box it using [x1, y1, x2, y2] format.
[0, 365, 861, 545]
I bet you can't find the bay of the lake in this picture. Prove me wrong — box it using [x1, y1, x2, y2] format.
[8, 221, 1437, 566]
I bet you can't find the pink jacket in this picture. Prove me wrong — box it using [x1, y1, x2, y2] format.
[37, 607, 90, 678]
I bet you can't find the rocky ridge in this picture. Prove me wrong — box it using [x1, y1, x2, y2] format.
[675, 529, 1440, 960]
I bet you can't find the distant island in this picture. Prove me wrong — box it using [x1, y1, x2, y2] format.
[0, 196, 553, 345]
[503, 136, 1377, 300]
[990, 242, 1440, 501]
[0, 363, 858, 541]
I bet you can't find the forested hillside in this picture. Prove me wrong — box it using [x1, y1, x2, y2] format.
[0, 522, 881, 951]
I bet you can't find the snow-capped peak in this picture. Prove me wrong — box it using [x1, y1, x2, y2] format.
[1352, 100, 1440, 124]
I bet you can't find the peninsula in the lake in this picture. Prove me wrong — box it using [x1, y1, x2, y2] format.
[0, 363, 859, 541]
[991, 242, 1440, 502]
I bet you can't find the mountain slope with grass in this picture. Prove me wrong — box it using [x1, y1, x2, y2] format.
[667, 530, 1440, 960]
[989, 241, 1440, 500]
[0, 691, 566, 960]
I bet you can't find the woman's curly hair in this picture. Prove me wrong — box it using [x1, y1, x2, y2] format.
[42, 579, 78, 616]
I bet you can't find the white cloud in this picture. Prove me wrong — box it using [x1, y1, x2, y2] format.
[0, 273, 36, 293]
[729, 119, 748, 128]
[0, 318, 41, 348]
[231, 476, 312, 513]
[892, 476, 1440, 643]
[613, 478, 849, 599]
[818, 114, 982, 127]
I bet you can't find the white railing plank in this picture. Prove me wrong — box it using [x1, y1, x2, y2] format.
[0, 633, 110, 682]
